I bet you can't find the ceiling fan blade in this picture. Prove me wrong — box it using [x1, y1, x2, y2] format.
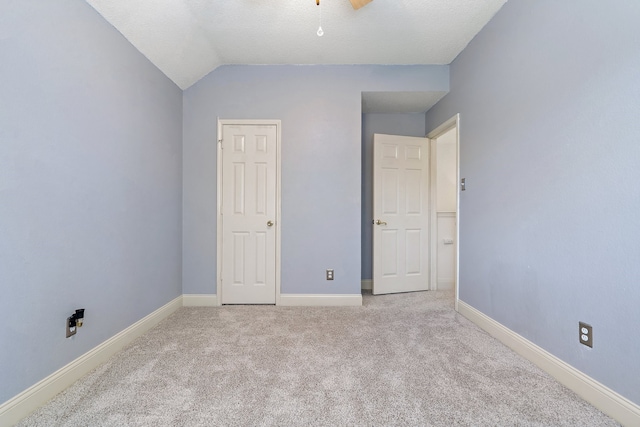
[349, 0, 373, 10]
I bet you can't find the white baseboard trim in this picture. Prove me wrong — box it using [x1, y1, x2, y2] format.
[0, 295, 183, 427]
[279, 294, 362, 307]
[458, 301, 640, 426]
[361, 280, 372, 291]
[182, 294, 218, 307]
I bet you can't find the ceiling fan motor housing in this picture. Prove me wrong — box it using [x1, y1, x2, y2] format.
[316, 0, 373, 9]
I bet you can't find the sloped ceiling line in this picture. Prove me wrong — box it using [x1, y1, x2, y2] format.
[86, 0, 507, 90]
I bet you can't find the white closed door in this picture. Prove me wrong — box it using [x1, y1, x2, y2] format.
[221, 124, 277, 304]
[373, 134, 430, 295]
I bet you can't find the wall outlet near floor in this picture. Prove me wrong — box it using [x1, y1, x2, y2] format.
[579, 322, 593, 348]
[66, 317, 77, 338]
[326, 269, 334, 280]
[66, 309, 85, 338]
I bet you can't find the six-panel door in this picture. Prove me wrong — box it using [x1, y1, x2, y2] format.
[221, 125, 277, 304]
[373, 134, 430, 295]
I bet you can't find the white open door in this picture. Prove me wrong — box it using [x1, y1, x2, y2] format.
[373, 134, 430, 295]
[220, 123, 278, 304]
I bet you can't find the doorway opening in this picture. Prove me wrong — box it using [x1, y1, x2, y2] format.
[427, 114, 460, 311]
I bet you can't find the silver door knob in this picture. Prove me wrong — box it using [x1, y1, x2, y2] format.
[267, 220, 274, 227]
[374, 219, 387, 225]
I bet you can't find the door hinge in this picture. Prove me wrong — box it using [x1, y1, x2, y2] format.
[218, 139, 223, 148]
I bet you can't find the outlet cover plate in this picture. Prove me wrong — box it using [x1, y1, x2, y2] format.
[66, 317, 77, 338]
[579, 322, 592, 348]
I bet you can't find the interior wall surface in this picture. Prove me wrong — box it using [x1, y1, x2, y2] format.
[183, 65, 448, 295]
[0, 0, 183, 403]
[424, 0, 640, 404]
[360, 113, 427, 281]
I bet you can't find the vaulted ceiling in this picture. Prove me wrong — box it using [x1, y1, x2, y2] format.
[86, 0, 507, 90]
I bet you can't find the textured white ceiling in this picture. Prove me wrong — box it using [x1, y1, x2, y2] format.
[86, 0, 506, 90]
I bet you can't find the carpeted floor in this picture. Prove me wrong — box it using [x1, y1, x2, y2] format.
[17, 291, 619, 426]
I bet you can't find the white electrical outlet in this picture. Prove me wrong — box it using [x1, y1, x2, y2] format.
[579, 322, 592, 348]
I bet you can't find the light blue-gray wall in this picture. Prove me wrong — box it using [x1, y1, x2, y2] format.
[183, 65, 447, 295]
[425, 0, 640, 404]
[361, 113, 426, 280]
[0, 0, 183, 403]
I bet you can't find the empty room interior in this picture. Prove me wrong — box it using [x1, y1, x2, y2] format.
[1, 0, 639, 425]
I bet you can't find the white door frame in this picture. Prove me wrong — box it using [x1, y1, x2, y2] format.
[427, 114, 460, 312]
[216, 119, 282, 305]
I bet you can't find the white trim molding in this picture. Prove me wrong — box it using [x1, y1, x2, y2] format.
[361, 280, 372, 291]
[279, 294, 362, 307]
[182, 294, 218, 307]
[0, 296, 183, 427]
[458, 301, 640, 426]
[437, 211, 456, 218]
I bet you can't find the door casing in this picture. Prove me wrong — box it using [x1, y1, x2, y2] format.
[216, 119, 282, 305]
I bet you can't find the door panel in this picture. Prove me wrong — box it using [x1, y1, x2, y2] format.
[373, 134, 430, 295]
[405, 229, 422, 275]
[381, 229, 398, 276]
[222, 124, 277, 304]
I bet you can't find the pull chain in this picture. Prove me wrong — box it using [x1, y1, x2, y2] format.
[317, 0, 324, 36]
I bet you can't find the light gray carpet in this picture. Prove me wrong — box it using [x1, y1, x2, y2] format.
[18, 291, 618, 426]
